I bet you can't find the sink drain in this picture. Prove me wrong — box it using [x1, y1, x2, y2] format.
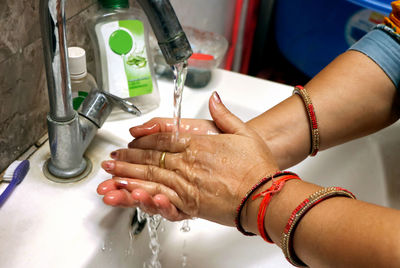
[43, 157, 93, 183]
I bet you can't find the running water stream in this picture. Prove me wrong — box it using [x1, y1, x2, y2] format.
[142, 61, 189, 268]
[172, 62, 191, 234]
[172, 61, 188, 142]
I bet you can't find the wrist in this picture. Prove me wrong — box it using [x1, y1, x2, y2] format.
[240, 173, 304, 236]
[264, 180, 322, 244]
[246, 96, 311, 169]
[241, 177, 323, 244]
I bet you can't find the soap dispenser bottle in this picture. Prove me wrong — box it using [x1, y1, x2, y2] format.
[87, 0, 160, 116]
[68, 47, 97, 110]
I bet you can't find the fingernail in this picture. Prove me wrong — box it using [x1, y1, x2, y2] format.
[103, 161, 115, 171]
[213, 91, 221, 104]
[114, 178, 128, 186]
[110, 151, 118, 159]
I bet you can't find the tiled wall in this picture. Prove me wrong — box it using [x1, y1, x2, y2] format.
[0, 0, 98, 172]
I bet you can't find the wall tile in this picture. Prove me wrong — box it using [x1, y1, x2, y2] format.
[0, 39, 48, 172]
[0, 0, 40, 63]
[66, 0, 96, 19]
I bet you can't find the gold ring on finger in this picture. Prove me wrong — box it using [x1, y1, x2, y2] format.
[159, 151, 167, 169]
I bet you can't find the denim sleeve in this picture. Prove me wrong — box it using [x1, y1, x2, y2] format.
[348, 29, 400, 89]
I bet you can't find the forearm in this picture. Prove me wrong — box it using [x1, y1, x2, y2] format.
[244, 179, 400, 267]
[247, 50, 399, 169]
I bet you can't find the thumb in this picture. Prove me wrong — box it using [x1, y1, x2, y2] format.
[208, 91, 252, 136]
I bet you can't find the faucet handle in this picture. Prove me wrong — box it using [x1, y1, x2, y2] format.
[79, 89, 142, 128]
[102, 91, 142, 116]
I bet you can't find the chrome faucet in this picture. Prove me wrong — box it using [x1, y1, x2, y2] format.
[39, 0, 192, 180]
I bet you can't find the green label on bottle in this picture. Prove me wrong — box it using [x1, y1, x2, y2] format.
[105, 20, 153, 98]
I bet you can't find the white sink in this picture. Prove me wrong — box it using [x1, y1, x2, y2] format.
[1, 69, 399, 268]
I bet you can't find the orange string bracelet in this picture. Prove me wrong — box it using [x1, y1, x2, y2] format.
[235, 171, 294, 236]
[252, 173, 301, 243]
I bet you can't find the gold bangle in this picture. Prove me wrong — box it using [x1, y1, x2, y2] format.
[281, 187, 356, 267]
[293, 86, 320, 156]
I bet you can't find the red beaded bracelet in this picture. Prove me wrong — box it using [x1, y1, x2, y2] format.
[293, 85, 320, 156]
[281, 187, 356, 267]
[253, 173, 301, 243]
[235, 171, 294, 236]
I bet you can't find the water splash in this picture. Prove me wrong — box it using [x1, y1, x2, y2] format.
[181, 239, 189, 267]
[125, 217, 136, 258]
[143, 214, 162, 268]
[181, 254, 188, 268]
[101, 240, 113, 252]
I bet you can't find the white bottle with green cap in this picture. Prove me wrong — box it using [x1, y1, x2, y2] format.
[87, 0, 160, 117]
[68, 47, 97, 110]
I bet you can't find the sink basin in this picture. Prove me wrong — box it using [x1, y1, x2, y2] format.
[1, 69, 399, 268]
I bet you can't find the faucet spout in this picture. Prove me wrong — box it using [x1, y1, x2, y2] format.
[39, 0, 74, 122]
[137, 0, 193, 65]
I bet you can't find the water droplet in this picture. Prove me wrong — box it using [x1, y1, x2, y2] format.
[182, 254, 188, 267]
[180, 220, 191, 232]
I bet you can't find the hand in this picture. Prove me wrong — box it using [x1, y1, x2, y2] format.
[97, 92, 279, 226]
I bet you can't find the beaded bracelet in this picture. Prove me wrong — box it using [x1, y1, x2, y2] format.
[253, 173, 301, 243]
[281, 187, 356, 267]
[235, 171, 294, 236]
[293, 85, 320, 156]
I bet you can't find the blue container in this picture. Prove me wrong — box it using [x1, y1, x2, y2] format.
[274, 0, 386, 77]
[347, 0, 392, 15]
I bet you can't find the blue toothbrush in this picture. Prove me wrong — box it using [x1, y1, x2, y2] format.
[0, 160, 30, 207]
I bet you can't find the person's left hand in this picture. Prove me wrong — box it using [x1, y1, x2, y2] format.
[97, 92, 279, 226]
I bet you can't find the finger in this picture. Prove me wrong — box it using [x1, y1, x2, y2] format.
[129, 118, 168, 138]
[128, 132, 190, 152]
[131, 188, 161, 215]
[102, 189, 139, 207]
[153, 194, 190, 221]
[130, 188, 188, 219]
[129, 118, 220, 138]
[113, 179, 190, 220]
[97, 179, 118, 195]
[98, 178, 189, 220]
[208, 91, 254, 137]
[110, 149, 182, 171]
[101, 160, 189, 202]
[113, 177, 183, 208]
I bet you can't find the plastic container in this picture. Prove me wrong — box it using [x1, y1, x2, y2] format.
[68, 47, 97, 110]
[274, 0, 386, 77]
[151, 26, 228, 88]
[86, 0, 160, 116]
